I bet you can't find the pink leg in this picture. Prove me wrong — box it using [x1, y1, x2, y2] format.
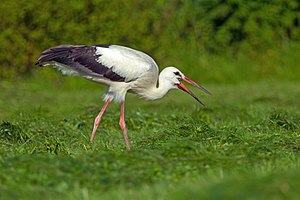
[90, 97, 111, 142]
[119, 101, 131, 150]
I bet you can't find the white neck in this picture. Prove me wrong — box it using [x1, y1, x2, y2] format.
[137, 75, 172, 100]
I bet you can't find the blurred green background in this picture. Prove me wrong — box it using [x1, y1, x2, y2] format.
[1, 1, 300, 199]
[0, 0, 300, 83]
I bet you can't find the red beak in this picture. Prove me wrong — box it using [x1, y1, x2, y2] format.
[182, 77, 212, 95]
[176, 77, 211, 106]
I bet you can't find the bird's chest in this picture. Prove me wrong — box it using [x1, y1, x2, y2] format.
[132, 71, 157, 90]
[126, 72, 157, 100]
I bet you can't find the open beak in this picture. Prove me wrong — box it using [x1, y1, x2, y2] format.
[176, 77, 211, 107]
[182, 77, 212, 95]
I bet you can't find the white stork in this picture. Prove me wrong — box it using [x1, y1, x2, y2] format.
[36, 44, 211, 150]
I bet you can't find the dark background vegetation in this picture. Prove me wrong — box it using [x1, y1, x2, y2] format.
[0, 0, 300, 82]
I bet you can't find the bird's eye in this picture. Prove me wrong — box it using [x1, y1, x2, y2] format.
[174, 71, 182, 80]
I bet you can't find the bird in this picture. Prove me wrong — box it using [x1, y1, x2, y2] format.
[36, 44, 211, 150]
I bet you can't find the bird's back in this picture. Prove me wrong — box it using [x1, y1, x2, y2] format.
[36, 44, 159, 84]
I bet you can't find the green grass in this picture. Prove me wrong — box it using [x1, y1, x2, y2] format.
[0, 71, 300, 199]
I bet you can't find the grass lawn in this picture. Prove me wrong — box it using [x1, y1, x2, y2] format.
[0, 72, 300, 199]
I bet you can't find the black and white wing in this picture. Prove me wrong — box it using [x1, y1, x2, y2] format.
[36, 44, 159, 83]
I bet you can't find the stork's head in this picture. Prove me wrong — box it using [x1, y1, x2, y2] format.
[160, 66, 211, 106]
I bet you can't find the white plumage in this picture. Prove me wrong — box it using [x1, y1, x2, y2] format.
[95, 45, 157, 82]
[36, 44, 211, 150]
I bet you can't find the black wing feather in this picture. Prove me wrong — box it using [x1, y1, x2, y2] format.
[36, 45, 125, 82]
